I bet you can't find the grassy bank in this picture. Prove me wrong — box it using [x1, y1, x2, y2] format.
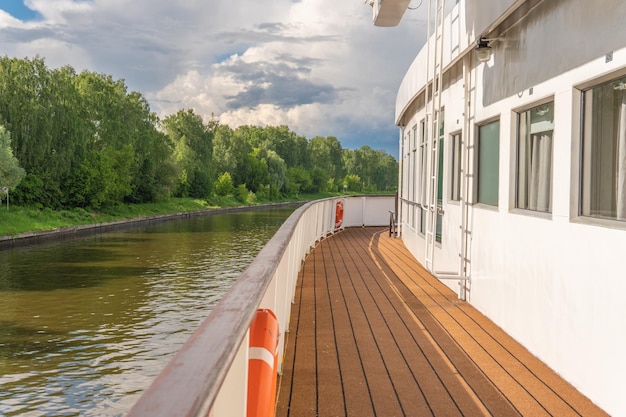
[0, 192, 361, 237]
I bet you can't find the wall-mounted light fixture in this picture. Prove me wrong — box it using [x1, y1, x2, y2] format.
[475, 37, 492, 63]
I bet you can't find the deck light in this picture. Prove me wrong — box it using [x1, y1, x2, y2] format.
[475, 37, 492, 63]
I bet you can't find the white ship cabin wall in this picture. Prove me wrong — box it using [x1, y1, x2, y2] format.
[395, 0, 626, 415]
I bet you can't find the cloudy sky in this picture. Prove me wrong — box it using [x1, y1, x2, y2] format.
[0, 0, 430, 157]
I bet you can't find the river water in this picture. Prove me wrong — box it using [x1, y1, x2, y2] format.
[0, 207, 295, 416]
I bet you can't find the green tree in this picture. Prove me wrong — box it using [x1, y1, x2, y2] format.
[375, 153, 399, 191]
[344, 174, 362, 192]
[287, 166, 312, 196]
[66, 145, 134, 208]
[308, 136, 344, 189]
[0, 57, 174, 207]
[213, 124, 237, 175]
[240, 150, 269, 193]
[234, 183, 250, 203]
[258, 147, 287, 192]
[310, 167, 329, 193]
[262, 125, 309, 168]
[0, 57, 88, 206]
[122, 93, 176, 203]
[344, 146, 397, 191]
[163, 109, 214, 198]
[214, 172, 235, 196]
[0, 126, 25, 190]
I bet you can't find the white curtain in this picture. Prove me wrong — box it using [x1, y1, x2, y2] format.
[519, 112, 552, 212]
[518, 113, 529, 209]
[529, 133, 552, 212]
[617, 91, 626, 220]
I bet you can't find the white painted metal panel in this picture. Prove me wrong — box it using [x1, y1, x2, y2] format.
[372, 0, 411, 27]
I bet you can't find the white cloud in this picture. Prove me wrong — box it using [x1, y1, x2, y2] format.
[24, 0, 93, 24]
[0, 10, 26, 28]
[14, 38, 93, 71]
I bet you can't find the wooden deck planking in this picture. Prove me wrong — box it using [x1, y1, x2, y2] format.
[276, 227, 608, 417]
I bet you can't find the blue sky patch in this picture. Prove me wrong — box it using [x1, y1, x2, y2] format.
[0, 0, 41, 21]
[215, 51, 247, 64]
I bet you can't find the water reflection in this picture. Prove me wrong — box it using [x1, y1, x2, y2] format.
[0, 207, 294, 416]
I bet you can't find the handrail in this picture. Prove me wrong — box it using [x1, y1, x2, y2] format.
[126, 196, 395, 417]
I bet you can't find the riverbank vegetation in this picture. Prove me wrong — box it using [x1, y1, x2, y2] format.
[0, 192, 361, 237]
[0, 56, 398, 216]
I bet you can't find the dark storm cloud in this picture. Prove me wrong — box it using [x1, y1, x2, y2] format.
[221, 55, 346, 109]
[226, 76, 338, 108]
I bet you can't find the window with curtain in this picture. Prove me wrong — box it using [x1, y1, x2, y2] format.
[477, 120, 500, 206]
[582, 76, 626, 221]
[516, 102, 554, 212]
[450, 133, 462, 201]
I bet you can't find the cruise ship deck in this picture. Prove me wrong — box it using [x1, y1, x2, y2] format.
[276, 227, 607, 417]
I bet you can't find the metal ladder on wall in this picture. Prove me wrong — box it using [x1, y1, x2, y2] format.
[456, 56, 475, 301]
[424, 0, 445, 273]
[433, 55, 475, 301]
[422, 0, 474, 300]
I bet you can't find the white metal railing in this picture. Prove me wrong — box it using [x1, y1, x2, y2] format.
[126, 195, 395, 417]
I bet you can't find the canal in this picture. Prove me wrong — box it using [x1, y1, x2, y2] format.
[0, 206, 295, 417]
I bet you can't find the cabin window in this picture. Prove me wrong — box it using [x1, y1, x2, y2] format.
[402, 130, 411, 228]
[402, 132, 408, 203]
[409, 127, 417, 229]
[450, 133, 462, 201]
[418, 119, 427, 234]
[477, 120, 500, 206]
[411, 125, 418, 230]
[435, 110, 444, 243]
[516, 102, 554, 212]
[407, 129, 413, 203]
[581, 76, 626, 221]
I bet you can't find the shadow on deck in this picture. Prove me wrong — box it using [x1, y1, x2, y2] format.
[276, 227, 607, 417]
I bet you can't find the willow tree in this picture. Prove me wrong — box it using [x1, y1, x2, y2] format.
[0, 57, 88, 206]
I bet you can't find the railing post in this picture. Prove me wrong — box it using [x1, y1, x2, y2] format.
[211, 332, 249, 417]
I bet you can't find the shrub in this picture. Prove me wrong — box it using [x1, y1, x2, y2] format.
[344, 174, 362, 192]
[214, 172, 235, 196]
[234, 184, 248, 203]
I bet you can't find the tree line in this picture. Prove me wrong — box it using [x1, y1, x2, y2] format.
[0, 56, 398, 209]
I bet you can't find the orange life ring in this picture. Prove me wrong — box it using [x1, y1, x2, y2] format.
[335, 199, 344, 230]
[247, 309, 279, 417]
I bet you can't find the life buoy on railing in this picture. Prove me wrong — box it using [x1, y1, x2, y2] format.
[335, 199, 344, 230]
[247, 309, 279, 417]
